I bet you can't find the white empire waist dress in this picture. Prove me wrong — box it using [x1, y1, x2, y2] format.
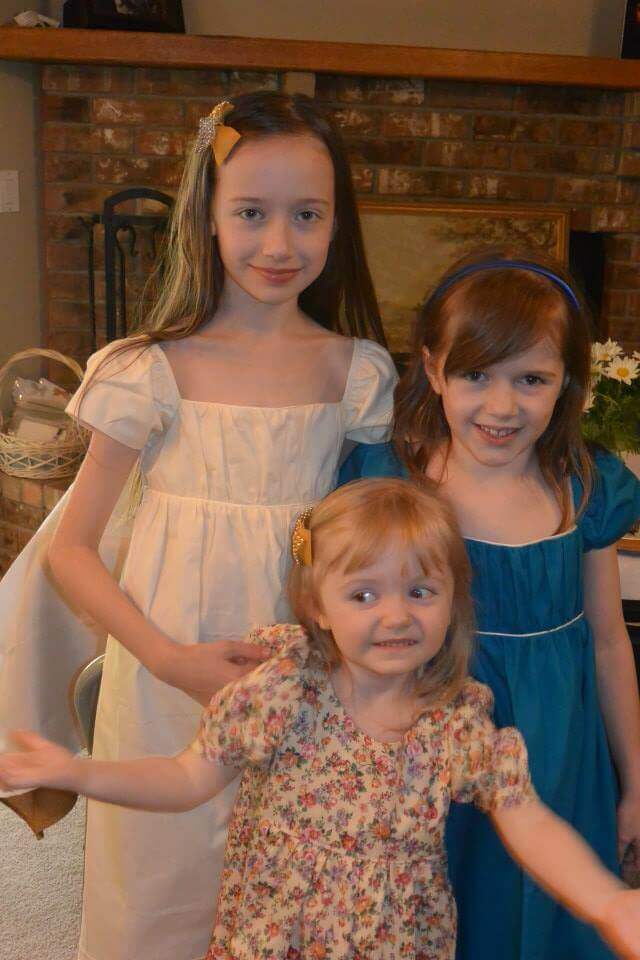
[0, 336, 397, 960]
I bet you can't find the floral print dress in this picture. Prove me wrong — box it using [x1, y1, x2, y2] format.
[191, 625, 537, 960]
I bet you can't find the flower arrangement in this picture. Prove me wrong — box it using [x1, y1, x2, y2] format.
[582, 340, 640, 454]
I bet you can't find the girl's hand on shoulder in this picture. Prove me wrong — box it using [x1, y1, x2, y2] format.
[596, 888, 640, 959]
[0, 730, 78, 793]
[618, 791, 640, 870]
[159, 639, 270, 703]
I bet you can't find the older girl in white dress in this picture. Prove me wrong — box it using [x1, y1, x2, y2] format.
[0, 91, 396, 960]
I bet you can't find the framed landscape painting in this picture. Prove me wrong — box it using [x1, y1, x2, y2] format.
[358, 201, 570, 358]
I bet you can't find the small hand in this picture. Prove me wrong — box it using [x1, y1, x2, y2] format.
[617, 792, 640, 870]
[0, 730, 77, 792]
[596, 888, 640, 959]
[161, 640, 270, 702]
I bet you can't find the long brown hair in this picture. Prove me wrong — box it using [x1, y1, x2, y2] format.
[106, 91, 385, 361]
[394, 247, 594, 524]
[288, 477, 475, 712]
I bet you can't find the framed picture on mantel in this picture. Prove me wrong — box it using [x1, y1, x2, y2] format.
[62, 0, 185, 32]
[357, 201, 570, 360]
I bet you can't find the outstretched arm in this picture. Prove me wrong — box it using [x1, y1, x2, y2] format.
[0, 730, 238, 813]
[492, 800, 640, 959]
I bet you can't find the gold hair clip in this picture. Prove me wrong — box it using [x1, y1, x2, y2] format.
[291, 507, 313, 567]
[195, 100, 241, 164]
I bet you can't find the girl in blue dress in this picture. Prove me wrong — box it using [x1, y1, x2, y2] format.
[340, 249, 640, 960]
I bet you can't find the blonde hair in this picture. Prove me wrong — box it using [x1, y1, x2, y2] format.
[288, 477, 475, 710]
[394, 246, 594, 525]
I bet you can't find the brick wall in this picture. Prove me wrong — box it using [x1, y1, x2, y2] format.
[0, 474, 70, 576]
[41, 65, 640, 359]
[1, 65, 638, 574]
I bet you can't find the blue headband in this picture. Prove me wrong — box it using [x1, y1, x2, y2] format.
[425, 259, 580, 313]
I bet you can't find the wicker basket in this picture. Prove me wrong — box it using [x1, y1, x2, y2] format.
[0, 348, 86, 480]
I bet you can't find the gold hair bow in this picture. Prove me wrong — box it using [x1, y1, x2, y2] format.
[195, 101, 241, 165]
[291, 508, 313, 567]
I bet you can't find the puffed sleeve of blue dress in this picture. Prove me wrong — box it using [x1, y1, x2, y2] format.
[573, 446, 640, 549]
[337, 441, 406, 485]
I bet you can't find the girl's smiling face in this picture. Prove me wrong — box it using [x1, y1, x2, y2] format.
[424, 338, 566, 470]
[211, 134, 335, 310]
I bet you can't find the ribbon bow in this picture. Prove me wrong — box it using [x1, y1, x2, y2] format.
[195, 101, 241, 164]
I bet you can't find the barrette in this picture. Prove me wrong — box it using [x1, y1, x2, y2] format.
[195, 100, 241, 164]
[291, 507, 313, 567]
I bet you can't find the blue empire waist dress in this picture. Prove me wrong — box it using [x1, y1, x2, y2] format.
[338, 443, 640, 960]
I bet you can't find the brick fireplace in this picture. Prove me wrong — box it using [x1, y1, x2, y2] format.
[40, 64, 640, 362]
[2, 59, 640, 575]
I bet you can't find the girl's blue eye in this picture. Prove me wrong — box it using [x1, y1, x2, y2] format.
[352, 590, 376, 603]
[522, 375, 544, 386]
[463, 370, 486, 382]
[239, 208, 262, 221]
[410, 585, 434, 600]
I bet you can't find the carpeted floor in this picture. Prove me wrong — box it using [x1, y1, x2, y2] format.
[0, 797, 84, 960]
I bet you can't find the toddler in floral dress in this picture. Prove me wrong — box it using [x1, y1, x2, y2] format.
[2, 478, 640, 960]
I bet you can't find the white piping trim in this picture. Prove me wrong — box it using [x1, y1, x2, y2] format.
[465, 526, 577, 548]
[477, 610, 584, 638]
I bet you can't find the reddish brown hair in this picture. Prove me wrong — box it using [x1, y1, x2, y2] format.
[394, 247, 594, 524]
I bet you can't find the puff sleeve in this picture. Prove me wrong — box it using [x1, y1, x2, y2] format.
[342, 339, 398, 443]
[191, 625, 309, 768]
[575, 448, 640, 551]
[449, 680, 537, 813]
[65, 339, 178, 450]
[338, 441, 405, 485]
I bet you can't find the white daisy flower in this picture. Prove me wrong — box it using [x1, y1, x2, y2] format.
[592, 339, 624, 364]
[605, 355, 640, 385]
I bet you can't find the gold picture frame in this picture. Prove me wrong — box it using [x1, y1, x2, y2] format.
[358, 201, 570, 357]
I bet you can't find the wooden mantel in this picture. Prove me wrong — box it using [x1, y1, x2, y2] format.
[2, 26, 640, 88]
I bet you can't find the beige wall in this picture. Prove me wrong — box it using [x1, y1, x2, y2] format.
[45, 0, 629, 56]
[0, 0, 45, 364]
[182, 0, 627, 57]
